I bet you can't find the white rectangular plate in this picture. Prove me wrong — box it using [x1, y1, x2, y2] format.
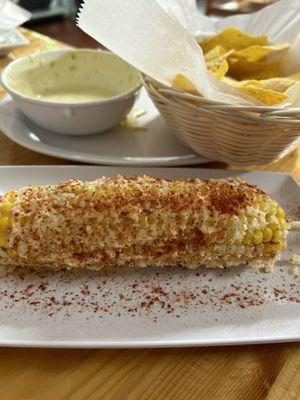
[0, 166, 299, 348]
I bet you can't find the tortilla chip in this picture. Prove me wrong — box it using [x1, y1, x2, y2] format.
[222, 75, 294, 93]
[241, 78, 295, 92]
[239, 86, 287, 105]
[206, 49, 235, 69]
[233, 45, 272, 63]
[198, 27, 292, 105]
[228, 58, 283, 80]
[267, 44, 290, 51]
[221, 76, 240, 87]
[234, 43, 290, 63]
[289, 71, 300, 81]
[204, 45, 227, 62]
[172, 74, 198, 94]
[210, 59, 229, 79]
[246, 68, 284, 80]
[200, 27, 268, 53]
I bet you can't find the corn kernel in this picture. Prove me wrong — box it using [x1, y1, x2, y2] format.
[20, 217, 26, 227]
[236, 245, 245, 255]
[278, 218, 286, 231]
[265, 243, 282, 254]
[139, 216, 147, 228]
[240, 215, 247, 224]
[243, 232, 253, 245]
[253, 230, 263, 244]
[263, 226, 273, 242]
[277, 206, 285, 218]
[273, 242, 283, 252]
[0, 202, 12, 217]
[0, 217, 9, 230]
[268, 223, 278, 232]
[272, 230, 282, 243]
[227, 244, 236, 254]
[227, 218, 235, 227]
[269, 203, 278, 215]
[259, 203, 267, 212]
[6, 192, 16, 203]
[7, 249, 17, 259]
[215, 244, 226, 254]
[265, 244, 273, 253]
[247, 215, 254, 223]
[145, 213, 155, 225]
[0, 233, 7, 247]
[20, 215, 34, 227]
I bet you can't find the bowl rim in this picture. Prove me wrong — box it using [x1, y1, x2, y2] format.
[1, 48, 142, 107]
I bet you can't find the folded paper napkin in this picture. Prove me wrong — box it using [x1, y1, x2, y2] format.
[0, 0, 31, 42]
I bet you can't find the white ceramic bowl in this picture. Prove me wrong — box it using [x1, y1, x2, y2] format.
[1, 49, 142, 135]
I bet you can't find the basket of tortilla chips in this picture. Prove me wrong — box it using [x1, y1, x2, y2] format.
[144, 27, 300, 166]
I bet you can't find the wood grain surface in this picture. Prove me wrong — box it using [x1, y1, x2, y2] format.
[0, 23, 299, 400]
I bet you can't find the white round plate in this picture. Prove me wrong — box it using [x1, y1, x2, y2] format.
[0, 89, 209, 166]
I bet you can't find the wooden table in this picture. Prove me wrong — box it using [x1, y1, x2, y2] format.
[0, 22, 299, 400]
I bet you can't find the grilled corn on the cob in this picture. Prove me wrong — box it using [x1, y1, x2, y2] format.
[0, 175, 287, 271]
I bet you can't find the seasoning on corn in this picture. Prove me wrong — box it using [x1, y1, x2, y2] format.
[0, 175, 288, 272]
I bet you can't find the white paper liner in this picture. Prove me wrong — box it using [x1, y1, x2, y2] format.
[78, 0, 300, 107]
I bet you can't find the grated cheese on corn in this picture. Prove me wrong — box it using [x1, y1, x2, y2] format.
[0, 176, 288, 272]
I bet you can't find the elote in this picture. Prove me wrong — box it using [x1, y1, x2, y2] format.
[0, 175, 287, 271]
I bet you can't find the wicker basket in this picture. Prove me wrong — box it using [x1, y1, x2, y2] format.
[143, 76, 300, 166]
